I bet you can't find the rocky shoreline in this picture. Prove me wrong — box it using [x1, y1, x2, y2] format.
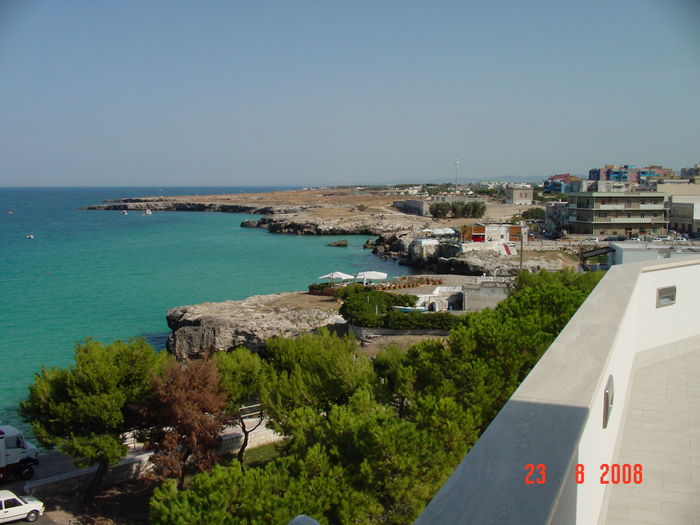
[87, 190, 573, 358]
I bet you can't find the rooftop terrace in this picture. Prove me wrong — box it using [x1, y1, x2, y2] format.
[414, 256, 700, 524]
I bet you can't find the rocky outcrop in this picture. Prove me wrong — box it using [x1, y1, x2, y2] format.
[327, 240, 348, 247]
[83, 200, 319, 215]
[434, 251, 564, 276]
[364, 231, 415, 259]
[240, 214, 400, 235]
[165, 292, 344, 360]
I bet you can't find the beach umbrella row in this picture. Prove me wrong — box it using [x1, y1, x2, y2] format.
[319, 271, 355, 280]
[318, 270, 388, 283]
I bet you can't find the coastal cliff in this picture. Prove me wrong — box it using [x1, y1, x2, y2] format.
[166, 292, 344, 359]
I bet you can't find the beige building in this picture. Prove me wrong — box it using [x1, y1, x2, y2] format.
[505, 187, 533, 205]
[566, 192, 668, 236]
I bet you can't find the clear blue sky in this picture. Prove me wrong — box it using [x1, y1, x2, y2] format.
[1, 0, 698, 186]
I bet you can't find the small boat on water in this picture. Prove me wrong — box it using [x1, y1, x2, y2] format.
[26, 234, 34, 239]
[143, 209, 152, 215]
[121, 210, 128, 215]
[7, 210, 14, 214]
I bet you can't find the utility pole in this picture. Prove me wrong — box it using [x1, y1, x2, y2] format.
[520, 225, 524, 270]
[454, 158, 460, 192]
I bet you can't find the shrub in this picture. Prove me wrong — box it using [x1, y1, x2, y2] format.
[308, 282, 336, 296]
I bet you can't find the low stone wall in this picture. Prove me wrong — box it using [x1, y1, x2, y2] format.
[348, 324, 451, 339]
[23, 420, 284, 498]
[220, 418, 285, 455]
[24, 453, 153, 498]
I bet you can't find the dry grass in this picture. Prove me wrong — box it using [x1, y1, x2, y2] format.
[265, 292, 341, 312]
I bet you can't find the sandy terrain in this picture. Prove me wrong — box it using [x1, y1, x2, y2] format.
[108, 187, 542, 233]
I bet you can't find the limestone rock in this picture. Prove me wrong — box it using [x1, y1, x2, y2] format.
[327, 240, 348, 247]
[165, 292, 344, 360]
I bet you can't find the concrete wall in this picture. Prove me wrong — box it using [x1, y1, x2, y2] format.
[24, 453, 154, 499]
[415, 256, 700, 525]
[348, 325, 450, 339]
[23, 420, 284, 498]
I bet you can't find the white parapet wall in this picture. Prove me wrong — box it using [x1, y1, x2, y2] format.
[414, 256, 700, 525]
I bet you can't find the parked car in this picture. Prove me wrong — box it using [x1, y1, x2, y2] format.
[0, 490, 44, 523]
[627, 237, 641, 242]
[583, 237, 598, 243]
[657, 235, 671, 241]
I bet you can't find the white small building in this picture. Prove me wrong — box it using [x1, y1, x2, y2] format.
[607, 242, 699, 266]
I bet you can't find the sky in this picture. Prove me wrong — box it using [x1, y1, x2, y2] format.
[0, 0, 698, 187]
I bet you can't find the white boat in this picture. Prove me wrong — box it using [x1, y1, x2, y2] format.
[121, 210, 128, 215]
[143, 209, 152, 215]
[26, 234, 34, 239]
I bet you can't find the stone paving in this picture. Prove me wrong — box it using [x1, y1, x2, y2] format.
[604, 348, 700, 525]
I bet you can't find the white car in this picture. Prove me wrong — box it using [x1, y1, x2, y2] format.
[0, 490, 44, 523]
[583, 237, 598, 243]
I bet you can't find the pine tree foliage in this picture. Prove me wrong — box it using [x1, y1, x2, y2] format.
[215, 349, 269, 465]
[149, 270, 603, 524]
[20, 337, 164, 505]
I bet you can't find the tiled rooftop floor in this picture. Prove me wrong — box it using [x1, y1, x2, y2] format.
[604, 348, 700, 525]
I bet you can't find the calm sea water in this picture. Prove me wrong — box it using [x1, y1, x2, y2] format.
[0, 187, 409, 432]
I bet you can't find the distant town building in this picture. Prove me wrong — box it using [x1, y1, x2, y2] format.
[505, 186, 533, 205]
[680, 164, 700, 179]
[392, 194, 484, 216]
[669, 196, 700, 234]
[478, 181, 508, 190]
[461, 223, 526, 243]
[392, 199, 431, 216]
[543, 174, 580, 194]
[567, 191, 668, 236]
[588, 164, 675, 185]
[544, 201, 569, 233]
[655, 181, 700, 197]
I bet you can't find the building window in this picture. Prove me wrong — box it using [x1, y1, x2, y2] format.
[656, 286, 676, 308]
[599, 212, 607, 218]
[626, 213, 632, 218]
[641, 213, 645, 218]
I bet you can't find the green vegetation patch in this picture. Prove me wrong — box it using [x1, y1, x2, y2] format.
[149, 270, 603, 525]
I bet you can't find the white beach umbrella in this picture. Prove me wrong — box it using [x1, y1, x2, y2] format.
[356, 271, 388, 284]
[319, 271, 355, 281]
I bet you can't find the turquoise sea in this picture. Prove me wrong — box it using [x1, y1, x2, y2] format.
[0, 187, 410, 432]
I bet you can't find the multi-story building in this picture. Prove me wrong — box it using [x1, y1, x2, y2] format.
[566, 191, 668, 237]
[588, 164, 675, 185]
[543, 173, 580, 194]
[589, 165, 641, 183]
[680, 164, 700, 179]
[544, 201, 569, 234]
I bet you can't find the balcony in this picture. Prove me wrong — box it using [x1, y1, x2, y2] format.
[598, 204, 625, 210]
[639, 204, 666, 210]
[609, 217, 654, 223]
[414, 257, 700, 525]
